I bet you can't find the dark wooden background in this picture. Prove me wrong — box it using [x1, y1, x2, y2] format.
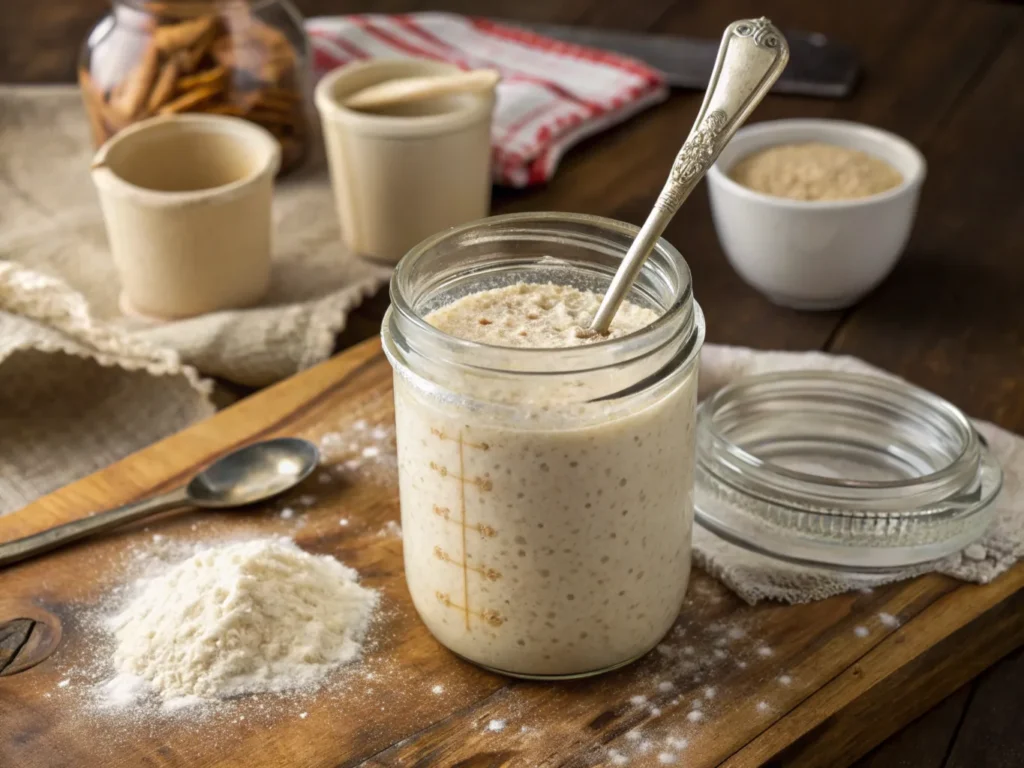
[4, 1, 1022, 766]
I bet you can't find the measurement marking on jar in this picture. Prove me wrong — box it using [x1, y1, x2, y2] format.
[428, 463, 493, 490]
[434, 546, 501, 580]
[429, 429, 502, 630]
[432, 427, 489, 451]
[433, 506, 497, 538]
[435, 592, 504, 627]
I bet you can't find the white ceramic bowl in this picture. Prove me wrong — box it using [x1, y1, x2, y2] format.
[706, 119, 926, 310]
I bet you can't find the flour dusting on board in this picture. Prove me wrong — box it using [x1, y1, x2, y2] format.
[319, 418, 397, 483]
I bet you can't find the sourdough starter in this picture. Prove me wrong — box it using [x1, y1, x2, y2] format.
[394, 283, 696, 676]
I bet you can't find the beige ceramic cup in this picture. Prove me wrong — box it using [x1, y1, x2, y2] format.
[91, 114, 281, 319]
[315, 59, 495, 264]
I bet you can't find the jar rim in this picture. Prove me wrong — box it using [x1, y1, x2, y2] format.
[387, 212, 700, 377]
[699, 370, 980, 498]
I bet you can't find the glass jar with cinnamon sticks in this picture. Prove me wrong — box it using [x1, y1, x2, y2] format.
[79, 0, 310, 174]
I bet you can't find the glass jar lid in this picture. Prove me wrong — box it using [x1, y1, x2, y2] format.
[694, 370, 1003, 572]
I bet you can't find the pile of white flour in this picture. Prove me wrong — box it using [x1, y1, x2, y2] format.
[103, 537, 377, 709]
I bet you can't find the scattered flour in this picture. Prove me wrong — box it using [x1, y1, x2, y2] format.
[777, 674, 793, 686]
[703, 686, 716, 700]
[102, 537, 378, 709]
[686, 710, 703, 723]
[485, 719, 506, 732]
[57, 678, 71, 688]
[657, 681, 674, 692]
[756, 646, 774, 657]
[431, 685, 444, 695]
[963, 543, 987, 561]
[629, 695, 648, 706]
[854, 625, 870, 638]
[878, 612, 900, 628]
[318, 419, 397, 483]
[658, 753, 678, 764]
[279, 507, 295, 520]
[608, 749, 630, 766]
[377, 521, 403, 539]
[756, 701, 771, 713]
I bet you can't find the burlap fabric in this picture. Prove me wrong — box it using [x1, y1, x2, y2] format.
[0, 85, 389, 513]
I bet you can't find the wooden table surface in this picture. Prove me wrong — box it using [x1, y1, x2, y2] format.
[5, 1, 1023, 766]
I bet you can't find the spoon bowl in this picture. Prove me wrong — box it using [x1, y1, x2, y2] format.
[0, 437, 321, 568]
[187, 437, 320, 508]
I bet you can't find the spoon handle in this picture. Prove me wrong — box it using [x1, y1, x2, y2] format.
[589, 18, 789, 334]
[0, 487, 189, 568]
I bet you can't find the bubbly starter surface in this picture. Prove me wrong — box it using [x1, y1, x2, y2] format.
[394, 283, 696, 676]
[427, 281, 658, 347]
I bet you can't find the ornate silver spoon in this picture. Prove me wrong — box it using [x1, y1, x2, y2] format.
[586, 18, 790, 335]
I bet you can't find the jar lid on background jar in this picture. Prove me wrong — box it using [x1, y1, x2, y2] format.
[694, 370, 1003, 572]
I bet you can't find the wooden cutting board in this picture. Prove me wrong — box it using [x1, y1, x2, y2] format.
[1, 337, 1022, 768]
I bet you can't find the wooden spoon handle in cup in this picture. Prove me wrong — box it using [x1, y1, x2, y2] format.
[343, 69, 501, 111]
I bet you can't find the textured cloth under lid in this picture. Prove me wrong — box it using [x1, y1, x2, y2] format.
[693, 346, 1024, 604]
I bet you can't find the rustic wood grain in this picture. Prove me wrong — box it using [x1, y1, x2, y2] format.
[851, 684, 971, 768]
[825, 20, 1024, 431]
[2, 1, 1023, 766]
[943, 647, 1024, 768]
[757, 585, 1024, 768]
[0, 338, 1021, 768]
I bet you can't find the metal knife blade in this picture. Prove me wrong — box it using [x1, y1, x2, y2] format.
[499, 21, 860, 99]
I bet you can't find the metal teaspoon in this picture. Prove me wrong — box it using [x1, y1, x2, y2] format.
[0, 437, 319, 568]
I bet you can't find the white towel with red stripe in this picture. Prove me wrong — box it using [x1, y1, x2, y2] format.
[306, 13, 668, 187]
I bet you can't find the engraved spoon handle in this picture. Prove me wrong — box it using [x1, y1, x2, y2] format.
[588, 18, 790, 334]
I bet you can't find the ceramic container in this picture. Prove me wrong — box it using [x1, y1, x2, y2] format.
[91, 113, 280, 319]
[315, 59, 495, 265]
[706, 119, 926, 310]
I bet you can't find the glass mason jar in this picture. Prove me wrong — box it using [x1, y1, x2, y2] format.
[79, 0, 310, 174]
[381, 212, 706, 679]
